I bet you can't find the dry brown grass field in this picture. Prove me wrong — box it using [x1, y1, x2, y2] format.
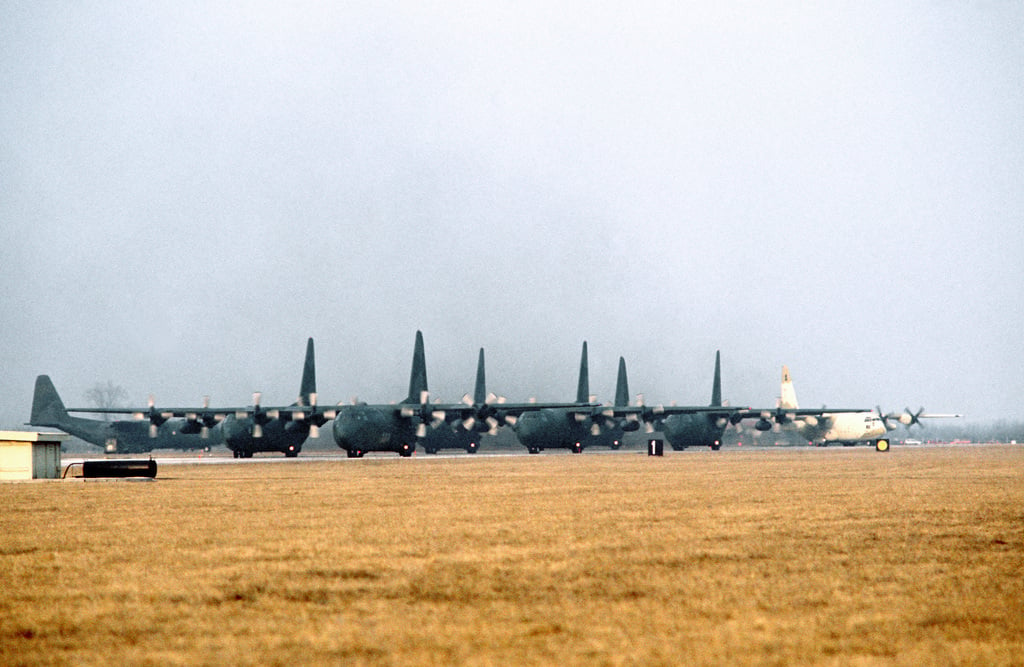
[2, 446, 1022, 666]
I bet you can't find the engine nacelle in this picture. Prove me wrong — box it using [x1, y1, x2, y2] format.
[755, 419, 772, 432]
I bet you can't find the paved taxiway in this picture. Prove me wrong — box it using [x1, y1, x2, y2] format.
[60, 440, 1011, 469]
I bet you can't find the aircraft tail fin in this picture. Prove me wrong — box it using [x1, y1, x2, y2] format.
[576, 341, 590, 403]
[473, 348, 486, 405]
[614, 357, 629, 407]
[779, 365, 799, 409]
[405, 330, 429, 403]
[710, 350, 722, 407]
[30, 375, 70, 427]
[299, 337, 316, 402]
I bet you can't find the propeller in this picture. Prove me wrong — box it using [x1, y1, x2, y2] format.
[251, 392, 266, 438]
[138, 395, 172, 438]
[876, 406, 898, 431]
[306, 393, 320, 438]
[902, 407, 925, 429]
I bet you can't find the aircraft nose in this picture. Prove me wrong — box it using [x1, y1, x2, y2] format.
[332, 417, 371, 451]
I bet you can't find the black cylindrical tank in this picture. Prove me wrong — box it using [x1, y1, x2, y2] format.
[82, 459, 157, 478]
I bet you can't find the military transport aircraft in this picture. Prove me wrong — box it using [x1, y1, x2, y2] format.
[330, 331, 583, 457]
[29, 375, 224, 454]
[526, 350, 871, 453]
[642, 351, 739, 451]
[30, 338, 325, 457]
[508, 342, 603, 454]
[765, 365, 960, 448]
[419, 348, 488, 454]
[581, 357, 639, 450]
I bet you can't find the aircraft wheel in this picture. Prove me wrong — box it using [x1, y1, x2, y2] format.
[346, 449, 360, 458]
[610, 444, 621, 450]
[711, 443, 721, 451]
[285, 451, 298, 458]
[528, 447, 540, 454]
[467, 443, 479, 454]
[571, 443, 583, 454]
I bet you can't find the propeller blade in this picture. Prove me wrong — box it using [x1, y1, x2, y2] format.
[309, 424, 319, 439]
[149, 423, 158, 438]
[253, 423, 263, 438]
[416, 423, 427, 438]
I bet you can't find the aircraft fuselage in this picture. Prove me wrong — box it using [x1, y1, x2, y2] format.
[796, 412, 886, 446]
[331, 405, 417, 457]
[221, 415, 308, 458]
[420, 424, 479, 454]
[513, 408, 589, 453]
[660, 413, 725, 450]
[53, 414, 221, 454]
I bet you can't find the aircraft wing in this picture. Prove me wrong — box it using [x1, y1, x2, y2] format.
[65, 400, 336, 428]
[879, 407, 964, 430]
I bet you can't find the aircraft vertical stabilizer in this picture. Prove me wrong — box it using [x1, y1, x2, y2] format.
[711, 350, 722, 407]
[405, 330, 429, 404]
[779, 365, 799, 409]
[575, 342, 590, 404]
[29, 375, 110, 446]
[299, 337, 316, 403]
[614, 357, 629, 407]
[473, 348, 486, 405]
[30, 375, 69, 426]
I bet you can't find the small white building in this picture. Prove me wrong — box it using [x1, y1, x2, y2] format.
[0, 431, 67, 480]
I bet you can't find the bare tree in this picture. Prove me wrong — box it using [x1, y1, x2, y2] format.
[84, 381, 129, 421]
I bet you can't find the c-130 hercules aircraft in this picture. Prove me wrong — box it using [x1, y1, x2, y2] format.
[509, 346, 874, 453]
[29, 338, 327, 457]
[330, 331, 585, 457]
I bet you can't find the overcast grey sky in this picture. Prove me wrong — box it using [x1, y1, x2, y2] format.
[2, 2, 1021, 428]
